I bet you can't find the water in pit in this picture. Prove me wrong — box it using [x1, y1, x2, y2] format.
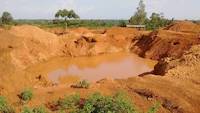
[47, 53, 156, 83]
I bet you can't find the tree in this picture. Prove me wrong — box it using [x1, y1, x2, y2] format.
[1, 11, 13, 24]
[68, 10, 79, 19]
[54, 9, 79, 28]
[62, 9, 69, 21]
[129, 0, 147, 25]
[146, 12, 172, 30]
[55, 9, 79, 21]
[55, 10, 62, 19]
[118, 20, 127, 27]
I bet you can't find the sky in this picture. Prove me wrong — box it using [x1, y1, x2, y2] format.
[0, 0, 199, 20]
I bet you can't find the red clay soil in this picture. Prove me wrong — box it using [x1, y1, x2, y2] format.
[164, 21, 200, 33]
[0, 23, 200, 113]
[131, 30, 200, 60]
[61, 27, 142, 57]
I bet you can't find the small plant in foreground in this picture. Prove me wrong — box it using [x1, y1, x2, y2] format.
[0, 96, 15, 113]
[21, 106, 48, 113]
[71, 80, 90, 89]
[80, 92, 137, 113]
[146, 102, 161, 113]
[19, 89, 33, 102]
[57, 94, 80, 112]
[52, 92, 137, 113]
[21, 107, 33, 113]
[33, 106, 48, 113]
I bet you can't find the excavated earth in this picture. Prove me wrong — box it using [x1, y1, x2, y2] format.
[0, 21, 199, 113]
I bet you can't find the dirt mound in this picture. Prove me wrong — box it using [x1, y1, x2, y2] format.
[131, 30, 200, 60]
[154, 45, 200, 77]
[164, 21, 200, 33]
[0, 25, 62, 69]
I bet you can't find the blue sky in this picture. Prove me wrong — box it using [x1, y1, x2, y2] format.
[0, 0, 199, 20]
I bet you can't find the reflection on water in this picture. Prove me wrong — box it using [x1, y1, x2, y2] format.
[48, 53, 156, 83]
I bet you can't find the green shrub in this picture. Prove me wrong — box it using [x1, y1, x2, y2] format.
[33, 106, 48, 113]
[54, 92, 137, 113]
[0, 96, 15, 113]
[21, 106, 48, 113]
[71, 80, 90, 89]
[21, 107, 33, 113]
[57, 94, 80, 112]
[146, 102, 160, 113]
[118, 20, 127, 27]
[19, 89, 33, 102]
[79, 92, 136, 113]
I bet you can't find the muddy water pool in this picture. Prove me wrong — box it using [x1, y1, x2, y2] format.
[45, 53, 156, 83]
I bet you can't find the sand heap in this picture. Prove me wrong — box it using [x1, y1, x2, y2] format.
[164, 21, 200, 33]
[131, 29, 200, 60]
[0, 25, 62, 69]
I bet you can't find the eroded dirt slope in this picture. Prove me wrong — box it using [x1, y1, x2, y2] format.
[119, 45, 200, 113]
[131, 30, 200, 60]
[60, 27, 141, 57]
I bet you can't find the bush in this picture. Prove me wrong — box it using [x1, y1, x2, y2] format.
[79, 92, 136, 113]
[0, 96, 15, 113]
[71, 80, 90, 89]
[19, 89, 33, 102]
[21, 107, 33, 113]
[118, 20, 127, 27]
[57, 94, 80, 112]
[33, 106, 48, 113]
[21, 106, 48, 113]
[53, 92, 137, 113]
[146, 102, 160, 113]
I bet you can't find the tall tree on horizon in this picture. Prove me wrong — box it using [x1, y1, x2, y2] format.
[1, 11, 13, 24]
[55, 9, 79, 21]
[129, 0, 147, 25]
